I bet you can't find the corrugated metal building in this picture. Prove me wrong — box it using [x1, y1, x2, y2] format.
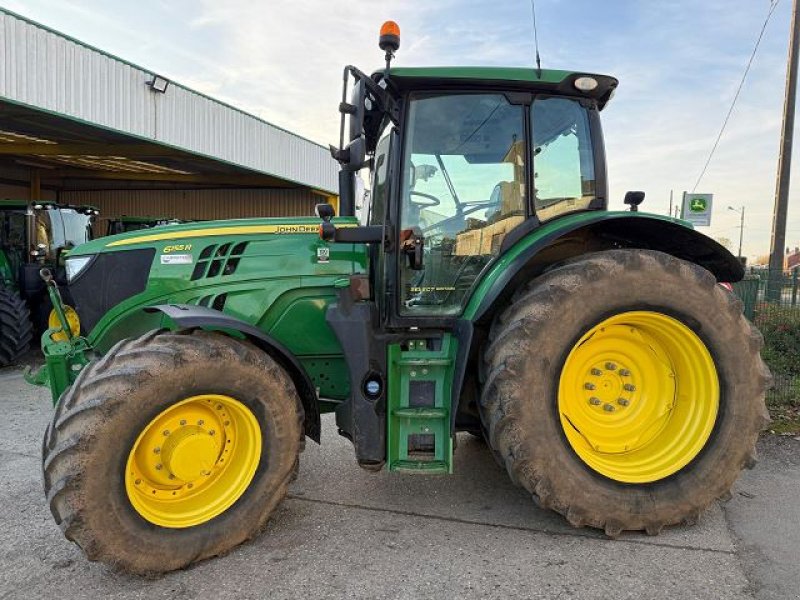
[0, 8, 338, 227]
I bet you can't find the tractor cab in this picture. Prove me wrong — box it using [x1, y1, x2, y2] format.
[323, 26, 618, 328]
[0, 200, 97, 289]
[0, 200, 97, 364]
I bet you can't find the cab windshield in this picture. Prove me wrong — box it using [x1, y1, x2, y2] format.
[35, 208, 93, 262]
[398, 92, 596, 316]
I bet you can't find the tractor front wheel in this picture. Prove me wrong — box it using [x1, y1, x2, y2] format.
[0, 286, 32, 367]
[480, 249, 771, 536]
[42, 329, 304, 574]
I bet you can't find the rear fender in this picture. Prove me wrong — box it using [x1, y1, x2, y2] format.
[147, 304, 321, 443]
[464, 213, 743, 324]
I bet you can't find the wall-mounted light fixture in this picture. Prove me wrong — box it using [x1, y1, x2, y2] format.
[147, 75, 169, 93]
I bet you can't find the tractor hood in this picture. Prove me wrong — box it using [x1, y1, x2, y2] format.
[69, 216, 344, 256]
[64, 216, 365, 349]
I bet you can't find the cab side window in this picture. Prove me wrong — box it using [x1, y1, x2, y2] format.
[531, 97, 597, 222]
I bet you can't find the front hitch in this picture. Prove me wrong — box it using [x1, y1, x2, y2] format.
[23, 268, 93, 405]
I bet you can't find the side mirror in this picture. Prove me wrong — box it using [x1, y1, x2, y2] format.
[624, 191, 645, 212]
[333, 136, 368, 171]
[315, 203, 335, 222]
[348, 79, 367, 142]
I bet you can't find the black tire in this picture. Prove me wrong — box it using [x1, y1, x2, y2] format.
[0, 285, 33, 367]
[479, 249, 771, 536]
[42, 329, 304, 574]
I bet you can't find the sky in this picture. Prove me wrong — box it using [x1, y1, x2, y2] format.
[1, 0, 798, 260]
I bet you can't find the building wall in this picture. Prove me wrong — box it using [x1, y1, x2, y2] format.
[0, 9, 338, 193]
[60, 188, 320, 235]
[0, 181, 56, 201]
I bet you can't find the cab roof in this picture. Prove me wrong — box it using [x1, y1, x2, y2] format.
[383, 66, 618, 110]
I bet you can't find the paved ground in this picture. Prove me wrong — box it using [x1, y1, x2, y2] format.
[1, 366, 798, 600]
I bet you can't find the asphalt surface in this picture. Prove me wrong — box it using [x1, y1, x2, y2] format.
[0, 366, 798, 600]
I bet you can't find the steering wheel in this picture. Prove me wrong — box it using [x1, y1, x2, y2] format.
[409, 191, 441, 207]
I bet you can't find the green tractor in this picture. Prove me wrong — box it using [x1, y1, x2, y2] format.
[105, 216, 185, 236]
[0, 199, 96, 366]
[31, 23, 769, 574]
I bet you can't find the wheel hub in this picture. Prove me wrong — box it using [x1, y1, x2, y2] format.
[125, 394, 262, 528]
[161, 426, 219, 482]
[559, 311, 719, 483]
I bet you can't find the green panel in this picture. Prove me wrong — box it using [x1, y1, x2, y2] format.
[299, 356, 350, 402]
[264, 293, 341, 355]
[387, 336, 457, 474]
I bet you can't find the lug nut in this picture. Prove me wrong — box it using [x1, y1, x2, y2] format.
[603, 404, 615, 412]
[619, 369, 631, 376]
[155, 464, 163, 470]
[584, 383, 596, 390]
[153, 447, 160, 454]
[209, 430, 215, 436]
[589, 397, 601, 406]
[605, 362, 617, 370]
[168, 474, 175, 480]
[197, 419, 204, 426]
[590, 368, 602, 376]
[617, 398, 630, 406]
[180, 419, 187, 426]
[624, 384, 636, 392]
[163, 430, 170, 436]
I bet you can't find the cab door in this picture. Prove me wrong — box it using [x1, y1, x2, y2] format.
[394, 92, 528, 320]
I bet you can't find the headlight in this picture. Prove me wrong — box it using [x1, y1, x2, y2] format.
[65, 255, 94, 282]
[574, 76, 599, 92]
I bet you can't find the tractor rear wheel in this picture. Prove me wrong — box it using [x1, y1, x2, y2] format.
[479, 249, 771, 536]
[42, 329, 304, 574]
[0, 286, 32, 367]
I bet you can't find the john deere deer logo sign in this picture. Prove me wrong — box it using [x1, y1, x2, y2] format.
[690, 197, 707, 212]
[682, 193, 713, 226]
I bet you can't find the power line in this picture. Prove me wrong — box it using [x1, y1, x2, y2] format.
[530, 0, 542, 75]
[692, 0, 781, 192]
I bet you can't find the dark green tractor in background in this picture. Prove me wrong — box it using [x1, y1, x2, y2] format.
[104, 215, 185, 236]
[31, 23, 769, 574]
[0, 199, 96, 366]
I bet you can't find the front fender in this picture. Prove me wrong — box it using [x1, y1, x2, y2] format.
[147, 304, 321, 443]
[463, 211, 743, 323]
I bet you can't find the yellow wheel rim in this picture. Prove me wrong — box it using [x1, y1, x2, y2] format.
[558, 311, 719, 484]
[48, 306, 80, 342]
[125, 394, 261, 528]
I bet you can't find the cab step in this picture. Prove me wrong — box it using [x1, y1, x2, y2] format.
[387, 336, 457, 474]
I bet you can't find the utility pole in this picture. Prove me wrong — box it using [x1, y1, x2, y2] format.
[768, 0, 800, 300]
[729, 205, 745, 259]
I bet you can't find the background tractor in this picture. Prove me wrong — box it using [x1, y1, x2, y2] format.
[104, 216, 186, 236]
[0, 199, 96, 366]
[32, 22, 769, 574]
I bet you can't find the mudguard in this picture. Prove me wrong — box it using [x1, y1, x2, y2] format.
[464, 212, 743, 323]
[147, 304, 321, 443]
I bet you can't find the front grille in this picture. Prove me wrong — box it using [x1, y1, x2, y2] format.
[191, 242, 248, 280]
[69, 249, 155, 334]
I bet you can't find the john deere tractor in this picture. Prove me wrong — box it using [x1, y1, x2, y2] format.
[31, 23, 769, 574]
[0, 199, 96, 366]
[105, 216, 186, 236]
